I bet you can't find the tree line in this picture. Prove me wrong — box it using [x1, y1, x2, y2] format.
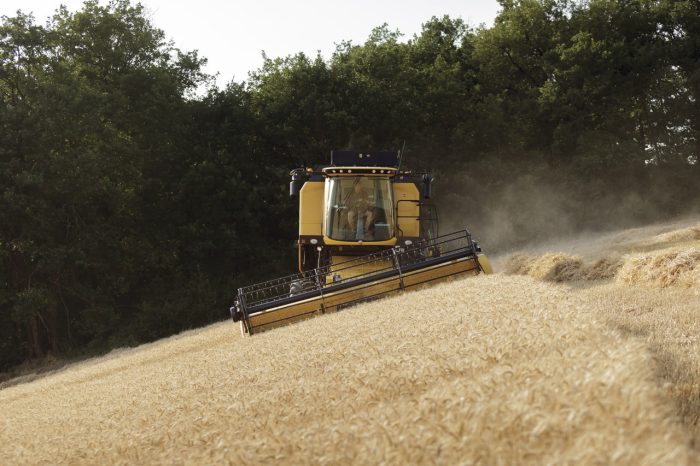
[1, 0, 698, 371]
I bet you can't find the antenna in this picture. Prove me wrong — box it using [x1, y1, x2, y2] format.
[398, 140, 406, 171]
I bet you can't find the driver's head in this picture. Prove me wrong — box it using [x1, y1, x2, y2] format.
[354, 183, 363, 193]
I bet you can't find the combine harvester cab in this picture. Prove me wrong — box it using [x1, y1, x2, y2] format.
[230, 150, 492, 335]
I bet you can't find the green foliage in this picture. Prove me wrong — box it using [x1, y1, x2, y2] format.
[0, 0, 698, 372]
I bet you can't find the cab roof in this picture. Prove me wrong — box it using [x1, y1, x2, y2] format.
[330, 150, 399, 168]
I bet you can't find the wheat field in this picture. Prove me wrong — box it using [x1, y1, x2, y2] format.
[1, 221, 699, 465]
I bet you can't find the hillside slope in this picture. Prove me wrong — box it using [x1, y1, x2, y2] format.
[1, 222, 699, 465]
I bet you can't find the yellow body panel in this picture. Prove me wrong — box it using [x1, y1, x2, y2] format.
[248, 296, 324, 332]
[477, 254, 494, 274]
[299, 181, 324, 236]
[328, 255, 394, 282]
[393, 183, 420, 237]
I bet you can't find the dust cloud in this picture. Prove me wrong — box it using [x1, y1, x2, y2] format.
[436, 166, 700, 259]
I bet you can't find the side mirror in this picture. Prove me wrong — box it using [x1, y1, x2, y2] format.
[290, 180, 303, 197]
[421, 174, 432, 199]
[290, 169, 305, 197]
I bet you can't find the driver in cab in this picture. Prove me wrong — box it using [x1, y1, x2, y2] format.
[347, 182, 374, 238]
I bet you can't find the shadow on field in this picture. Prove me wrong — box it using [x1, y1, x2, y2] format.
[497, 217, 700, 454]
[560, 277, 700, 453]
[616, 319, 699, 451]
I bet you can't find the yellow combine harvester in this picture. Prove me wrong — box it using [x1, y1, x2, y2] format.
[230, 150, 492, 335]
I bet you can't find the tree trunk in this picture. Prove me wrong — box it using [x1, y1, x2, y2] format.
[695, 87, 700, 163]
[58, 286, 72, 349]
[693, 85, 700, 165]
[27, 317, 41, 359]
[638, 95, 647, 155]
[47, 302, 59, 354]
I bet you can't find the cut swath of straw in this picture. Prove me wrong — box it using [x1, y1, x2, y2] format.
[617, 248, 700, 289]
